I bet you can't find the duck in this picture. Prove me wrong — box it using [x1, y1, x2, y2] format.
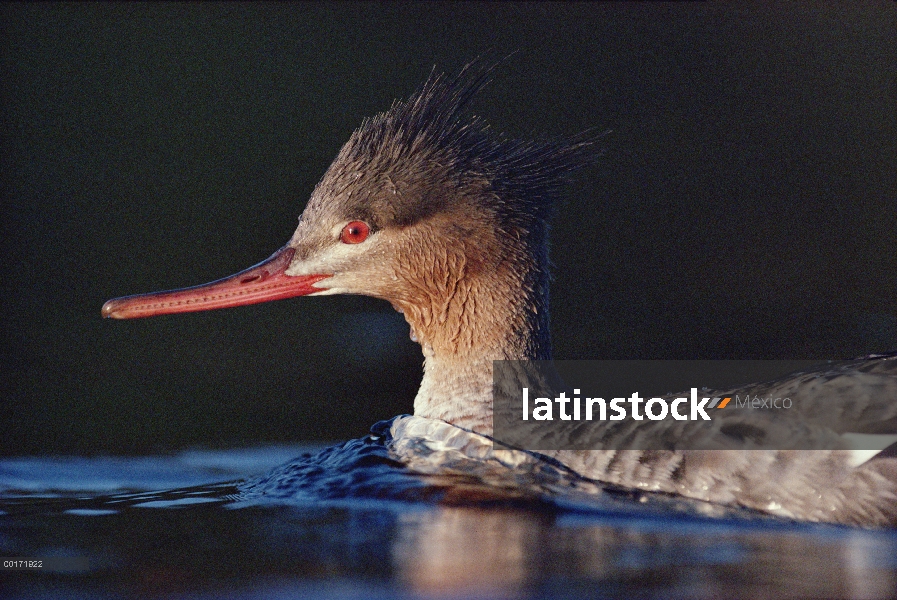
[102, 65, 897, 527]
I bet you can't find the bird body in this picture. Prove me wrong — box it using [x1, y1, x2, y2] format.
[103, 66, 897, 526]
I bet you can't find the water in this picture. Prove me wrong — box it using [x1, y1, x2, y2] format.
[2, 419, 896, 599]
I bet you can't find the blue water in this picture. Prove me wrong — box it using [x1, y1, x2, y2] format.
[3, 420, 897, 599]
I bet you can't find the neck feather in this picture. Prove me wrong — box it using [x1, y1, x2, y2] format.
[393, 223, 550, 435]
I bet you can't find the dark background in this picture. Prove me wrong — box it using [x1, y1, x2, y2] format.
[2, 3, 895, 455]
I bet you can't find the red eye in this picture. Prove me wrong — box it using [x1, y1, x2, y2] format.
[340, 221, 370, 244]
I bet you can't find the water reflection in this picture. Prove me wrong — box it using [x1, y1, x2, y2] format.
[394, 508, 537, 597]
[391, 506, 897, 599]
[1, 447, 896, 599]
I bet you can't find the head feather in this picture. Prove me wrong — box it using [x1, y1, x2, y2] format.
[312, 63, 601, 233]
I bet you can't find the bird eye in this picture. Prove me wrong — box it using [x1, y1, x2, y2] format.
[340, 221, 370, 244]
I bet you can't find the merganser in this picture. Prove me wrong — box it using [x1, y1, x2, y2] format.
[102, 66, 897, 526]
